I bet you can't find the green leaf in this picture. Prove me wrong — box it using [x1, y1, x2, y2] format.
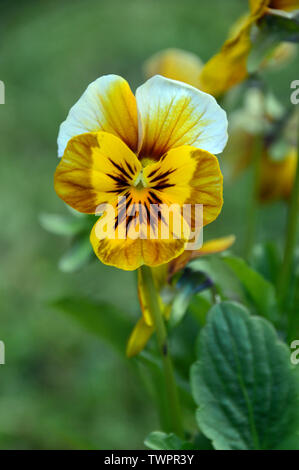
[169, 270, 213, 329]
[39, 212, 89, 236]
[223, 256, 278, 321]
[188, 294, 212, 327]
[251, 242, 281, 285]
[191, 301, 299, 450]
[144, 431, 194, 450]
[51, 296, 133, 354]
[144, 431, 214, 450]
[58, 235, 93, 272]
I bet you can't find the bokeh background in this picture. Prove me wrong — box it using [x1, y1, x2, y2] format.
[0, 0, 297, 449]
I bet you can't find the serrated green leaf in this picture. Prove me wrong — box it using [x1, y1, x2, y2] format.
[191, 301, 299, 450]
[58, 235, 93, 272]
[223, 256, 278, 321]
[51, 296, 133, 354]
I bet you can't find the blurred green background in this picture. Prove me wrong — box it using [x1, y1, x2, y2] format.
[0, 0, 297, 449]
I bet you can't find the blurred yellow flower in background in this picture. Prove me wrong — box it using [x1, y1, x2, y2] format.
[144, 48, 203, 88]
[199, 0, 299, 96]
[126, 235, 235, 357]
[223, 87, 298, 203]
[259, 148, 297, 202]
[55, 75, 228, 270]
[144, 0, 298, 96]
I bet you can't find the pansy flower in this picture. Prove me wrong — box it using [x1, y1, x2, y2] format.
[55, 75, 227, 270]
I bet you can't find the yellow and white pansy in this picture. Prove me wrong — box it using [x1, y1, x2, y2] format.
[55, 75, 227, 271]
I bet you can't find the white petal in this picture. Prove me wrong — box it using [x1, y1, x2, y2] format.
[136, 75, 228, 158]
[57, 75, 138, 157]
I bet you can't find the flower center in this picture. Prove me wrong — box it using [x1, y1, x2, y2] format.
[133, 169, 148, 190]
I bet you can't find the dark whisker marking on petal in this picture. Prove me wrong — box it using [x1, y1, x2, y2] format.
[144, 202, 151, 222]
[149, 168, 176, 183]
[144, 202, 157, 234]
[108, 158, 131, 180]
[114, 216, 120, 230]
[148, 199, 167, 225]
[126, 214, 136, 233]
[125, 161, 134, 176]
[147, 197, 157, 206]
[147, 167, 159, 179]
[138, 201, 143, 225]
[115, 195, 132, 229]
[106, 172, 128, 186]
[148, 191, 162, 204]
[153, 182, 175, 190]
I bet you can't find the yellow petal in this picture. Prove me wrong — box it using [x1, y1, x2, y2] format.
[141, 145, 223, 256]
[54, 131, 141, 213]
[199, 17, 253, 97]
[144, 48, 203, 88]
[126, 317, 155, 358]
[249, 0, 299, 14]
[184, 148, 223, 227]
[89, 143, 220, 270]
[199, 0, 269, 97]
[90, 218, 187, 270]
[249, 0, 270, 13]
[168, 235, 235, 278]
[57, 75, 138, 156]
[136, 75, 228, 158]
[197, 235, 236, 255]
[264, 0, 299, 11]
[143, 145, 223, 228]
[259, 148, 297, 203]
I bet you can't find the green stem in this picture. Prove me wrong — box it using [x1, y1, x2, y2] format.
[277, 109, 299, 306]
[244, 134, 263, 260]
[140, 265, 184, 438]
